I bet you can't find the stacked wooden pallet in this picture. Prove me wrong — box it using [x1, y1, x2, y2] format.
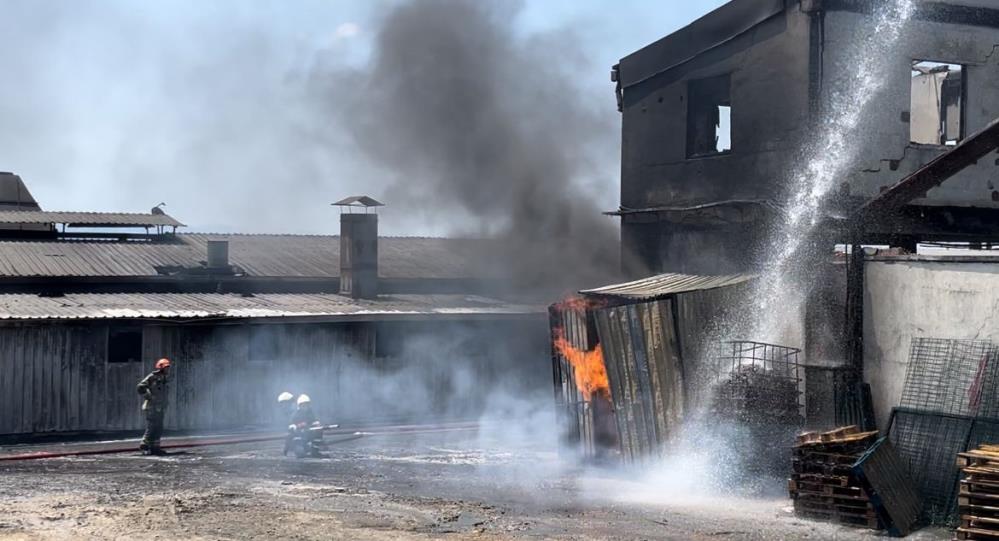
[955, 445, 999, 540]
[790, 426, 881, 529]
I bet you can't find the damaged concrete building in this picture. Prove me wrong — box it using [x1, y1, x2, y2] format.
[614, 0, 999, 418]
[0, 173, 548, 437]
[613, 0, 999, 276]
[553, 0, 999, 465]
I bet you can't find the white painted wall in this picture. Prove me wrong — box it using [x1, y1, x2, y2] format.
[864, 259, 999, 429]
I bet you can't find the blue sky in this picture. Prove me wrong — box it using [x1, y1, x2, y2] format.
[0, 0, 727, 235]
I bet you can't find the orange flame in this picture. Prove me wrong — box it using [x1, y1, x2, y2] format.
[553, 329, 610, 401]
[554, 295, 606, 313]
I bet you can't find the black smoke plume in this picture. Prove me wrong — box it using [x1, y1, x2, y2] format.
[314, 0, 627, 296]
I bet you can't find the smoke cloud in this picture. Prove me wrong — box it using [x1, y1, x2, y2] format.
[312, 0, 625, 294]
[0, 0, 629, 296]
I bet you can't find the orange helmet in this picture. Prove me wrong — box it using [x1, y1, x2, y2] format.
[155, 358, 171, 370]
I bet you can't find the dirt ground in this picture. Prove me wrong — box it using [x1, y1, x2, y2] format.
[0, 426, 950, 540]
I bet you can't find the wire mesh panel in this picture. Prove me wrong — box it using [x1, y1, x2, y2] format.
[899, 338, 999, 417]
[888, 409, 971, 525]
[969, 418, 999, 453]
[711, 341, 803, 425]
[709, 341, 803, 481]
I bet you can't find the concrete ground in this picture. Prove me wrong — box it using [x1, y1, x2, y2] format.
[0, 425, 950, 540]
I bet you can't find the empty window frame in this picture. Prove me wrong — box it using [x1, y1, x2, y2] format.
[687, 74, 732, 158]
[910, 60, 964, 146]
[108, 326, 143, 363]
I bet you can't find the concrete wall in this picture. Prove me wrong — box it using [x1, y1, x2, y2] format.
[821, 10, 999, 205]
[618, 8, 813, 274]
[864, 258, 999, 429]
[617, 3, 999, 276]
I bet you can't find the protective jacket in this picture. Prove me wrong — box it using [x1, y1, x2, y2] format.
[137, 370, 170, 413]
[290, 407, 317, 426]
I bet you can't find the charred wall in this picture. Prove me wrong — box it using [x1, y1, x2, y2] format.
[0, 317, 549, 436]
[820, 8, 999, 207]
[618, 1, 999, 276]
[618, 7, 813, 275]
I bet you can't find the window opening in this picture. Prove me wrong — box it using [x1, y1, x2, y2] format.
[687, 74, 732, 158]
[910, 60, 964, 146]
[108, 326, 143, 363]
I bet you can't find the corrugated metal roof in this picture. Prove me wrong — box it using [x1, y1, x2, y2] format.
[580, 273, 755, 301]
[0, 292, 542, 321]
[0, 234, 492, 279]
[0, 211, 184, 227]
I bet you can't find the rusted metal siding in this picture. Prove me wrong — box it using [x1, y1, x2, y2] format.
[581, 272, 754, 300]
[594, 300, 684, 463]
[549, 305, 598, 456]
[674, 283, 753, 411]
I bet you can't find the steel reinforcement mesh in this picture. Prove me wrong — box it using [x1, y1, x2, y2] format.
[888, 410, 971, 524]
[890, 337, 999, 525]
[898, 338, 999, 417]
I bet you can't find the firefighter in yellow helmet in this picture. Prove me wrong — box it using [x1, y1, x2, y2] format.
[137, 358, 171, 455]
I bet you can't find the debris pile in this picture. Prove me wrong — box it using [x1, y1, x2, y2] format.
[712, 365, 802, 425]
[790, 426, 881, 529]
[955, 444, 999, 540]
[711, 341, 804, 479]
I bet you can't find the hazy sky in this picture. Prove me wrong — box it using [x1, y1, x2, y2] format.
[0, 0, 726, 235]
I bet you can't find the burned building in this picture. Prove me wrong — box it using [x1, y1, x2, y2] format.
[613, 0, 999, 276]
[0, 173, 549, 436]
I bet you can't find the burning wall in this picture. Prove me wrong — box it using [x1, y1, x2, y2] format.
[550, 295, 686, 462]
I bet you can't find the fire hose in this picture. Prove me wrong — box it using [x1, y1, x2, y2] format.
[0, 422, 478, 462]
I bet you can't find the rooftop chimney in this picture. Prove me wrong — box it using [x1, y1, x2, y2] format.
[333, 196, 384, 299]
[206, 240, 229, 270]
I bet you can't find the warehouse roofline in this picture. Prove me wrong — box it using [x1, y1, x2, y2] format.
[0, 292, 544, 322]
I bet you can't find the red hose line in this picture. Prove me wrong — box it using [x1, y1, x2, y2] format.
[0, 424, 477, 462]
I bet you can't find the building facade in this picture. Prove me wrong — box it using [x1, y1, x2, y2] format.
[0, 174, 549, 436]
[614, 0, 999, 276]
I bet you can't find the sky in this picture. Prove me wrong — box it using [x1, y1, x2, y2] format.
[0, 0, 727, 235]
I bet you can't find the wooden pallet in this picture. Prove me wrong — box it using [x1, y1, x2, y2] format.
[790, 482, 867, 499]
[791, 473, 852, 487]
[797, 426, 860, 445]
[955, 445, 999, 540]
[955, 526, 999, 540]
[789, 426, 885, 531]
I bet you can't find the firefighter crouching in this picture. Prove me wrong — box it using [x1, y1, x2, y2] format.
[285, 394, 324, 458]
[137, 358, 171, 456]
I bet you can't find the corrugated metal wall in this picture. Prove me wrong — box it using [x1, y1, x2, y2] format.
[675, 284, 750, 412]
[549, 305, 597, 455]
[0, 325, 106, 434]
[1, 318, 548, 436]
[594, 299, 683, 463]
